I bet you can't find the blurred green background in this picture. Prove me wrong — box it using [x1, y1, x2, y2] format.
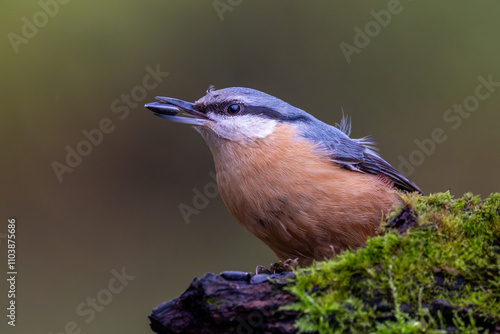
[1, 1, 500, 333]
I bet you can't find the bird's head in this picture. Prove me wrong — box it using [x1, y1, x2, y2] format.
[145, 87, 314, 144]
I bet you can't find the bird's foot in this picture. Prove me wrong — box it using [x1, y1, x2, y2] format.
[255, 258, 299, 275]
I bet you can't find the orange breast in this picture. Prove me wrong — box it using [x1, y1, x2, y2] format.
[206, 124, 400, 266]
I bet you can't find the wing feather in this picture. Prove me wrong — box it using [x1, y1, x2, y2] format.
[326, 137, 423, 194]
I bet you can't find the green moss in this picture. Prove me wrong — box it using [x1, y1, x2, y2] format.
[284, 192, 500, 333]
[205, 296, 222, 310]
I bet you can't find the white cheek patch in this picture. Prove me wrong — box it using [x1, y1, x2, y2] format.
[207, 113, 278, 142]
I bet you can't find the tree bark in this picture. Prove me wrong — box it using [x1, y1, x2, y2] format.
[150, 271, 298, 334]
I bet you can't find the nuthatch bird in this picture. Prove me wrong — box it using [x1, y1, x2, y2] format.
[145, 87, 422, 266]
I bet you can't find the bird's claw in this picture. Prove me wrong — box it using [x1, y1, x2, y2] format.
[255, 258, 299, 275]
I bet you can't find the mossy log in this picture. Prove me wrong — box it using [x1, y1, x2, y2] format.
[150, 192, 500, 333]
[150, 271, 298, 334]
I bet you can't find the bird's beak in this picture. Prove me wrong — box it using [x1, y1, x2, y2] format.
[144, 97, 209, 126]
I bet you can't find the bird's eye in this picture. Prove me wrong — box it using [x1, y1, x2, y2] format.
[226, 103, 242, 115]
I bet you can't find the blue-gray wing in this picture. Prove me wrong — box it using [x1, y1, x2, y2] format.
[294, 112, 422, 193]
[326, 137, 423, 194]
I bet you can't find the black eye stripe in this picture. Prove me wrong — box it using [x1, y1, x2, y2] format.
[244, 106, 310, 122]
[196, 103, 309, 123]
